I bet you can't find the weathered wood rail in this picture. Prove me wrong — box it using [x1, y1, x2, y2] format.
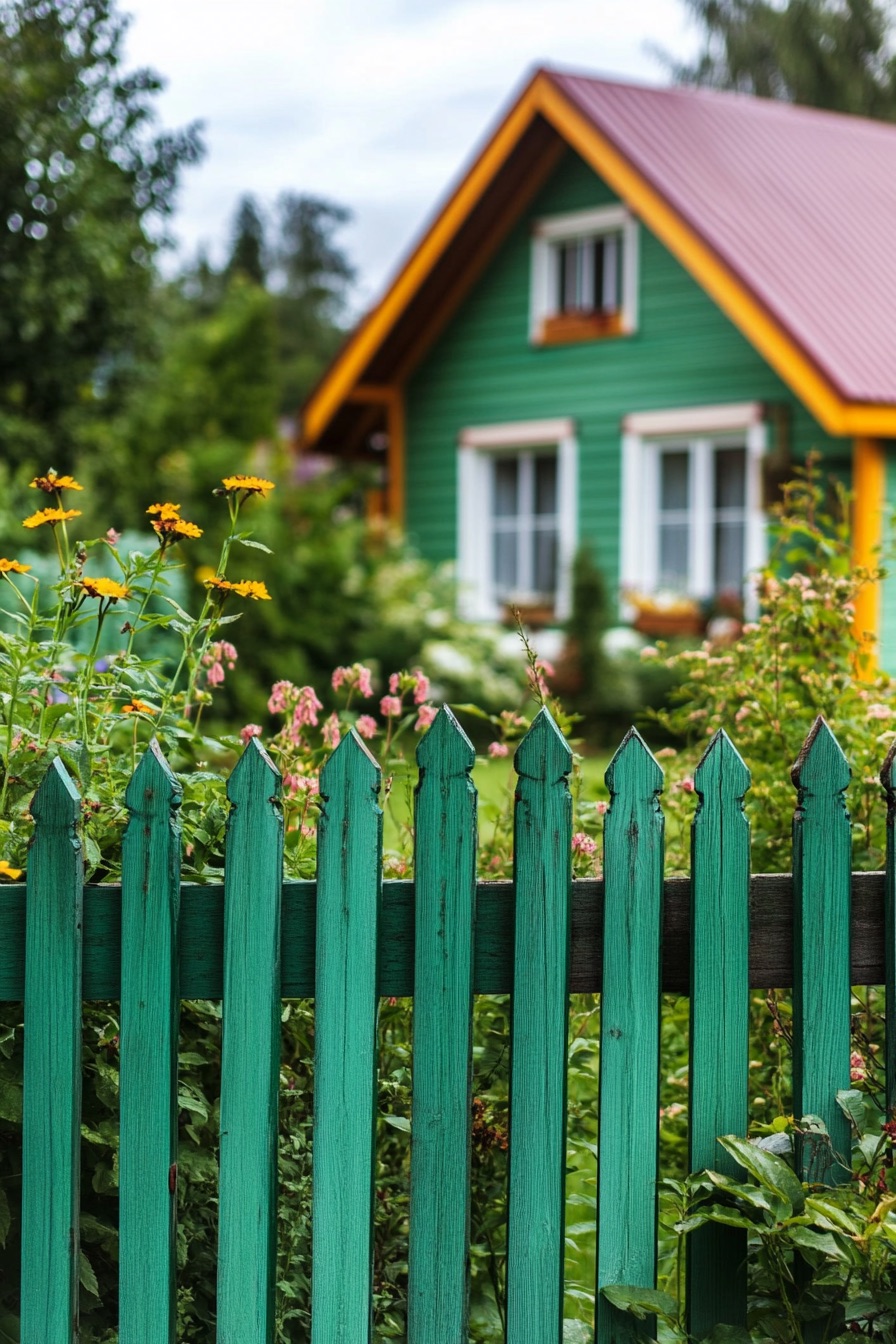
[1, 707, 894, 1342]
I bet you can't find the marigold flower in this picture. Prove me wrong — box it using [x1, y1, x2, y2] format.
[0, 558, 31, 574]
[146, 502, 182, 519]
[220, 474, 275, 496]
[205, 577, 271, 601]
[121, 699, 156, 715]
[30, 469, 83, 493]
[79, 577, 129, 601]
[152, 516, 203, 542]
[0, 860, 23, 880]
[22, 507, 82, 529]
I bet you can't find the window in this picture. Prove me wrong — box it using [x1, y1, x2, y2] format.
[620, 403, 767, 609]
[530, 205, 638, 344]
[457, 420, 578, 622]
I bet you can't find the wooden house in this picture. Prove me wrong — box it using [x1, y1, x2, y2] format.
[301, 68, 896, 661]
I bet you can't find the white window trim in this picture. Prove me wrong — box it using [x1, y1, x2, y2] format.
[530, 203, 639, 340]
[620, 403, 767, 612]
[457, 419, 578, 623]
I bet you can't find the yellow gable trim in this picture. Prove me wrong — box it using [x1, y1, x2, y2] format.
[303, 71, 896, 450]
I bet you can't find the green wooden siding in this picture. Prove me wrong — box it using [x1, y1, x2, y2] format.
[404, 149, 849, 594]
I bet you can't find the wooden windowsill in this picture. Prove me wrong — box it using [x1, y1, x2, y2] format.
[536, 310, 625, 345]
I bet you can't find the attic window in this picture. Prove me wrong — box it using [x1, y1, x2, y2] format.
[531, 204, 638, 345]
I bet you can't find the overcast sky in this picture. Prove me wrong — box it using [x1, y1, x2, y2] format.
[122, 0, 701, 307]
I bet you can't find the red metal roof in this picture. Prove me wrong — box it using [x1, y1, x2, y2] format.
[551, 70, 896, 406]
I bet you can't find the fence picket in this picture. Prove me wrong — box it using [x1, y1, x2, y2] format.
[217, 739, 284, 1342]
[311, 730, 382, 1344]
[687, 730, 750, 1333]
[883, 742, 896, 1116]
[792, 717, 851, 1179]
[408, 708, 477, 1343]
[119, 740, 182, 1343]
[20, 758, 83, 1342]
[506, 707, 572, 1343]
[596, 729, 664, 1344]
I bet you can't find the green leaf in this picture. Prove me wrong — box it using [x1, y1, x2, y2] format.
[717, 1135, 805, 1214]
[600, 1284, 677, 1322]
[236, 537, 273, 553]
[703, 1327, 753, 1343]
[787, 1226, 852, 1262]
[0, 1077, 22, 1123]
[78, 1248, 99, 1296]
[383, 1115, 411, 1133]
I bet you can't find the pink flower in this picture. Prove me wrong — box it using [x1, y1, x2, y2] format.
[206, 661, 225, 686]
[357, 664, 373, 697]
[380, 695, 402, 718]
[331, 666, 347, 691]
[678, 777, 696, 793]
[333, 662, 375, 697]
[268, 680, 296, 714]
[322, 712, 341, 750]
[294, 685, 323, 728]
[356, 715, 378, 739]
[388, 672, 401, 694]
[572, 832, 597, 857]
[868, 703, 892, 720]
[240, 723, 263, 744]
[735, 705, 751, 723]
[415, 704, 437, 731]
[595, 800, 608, 816]
[413, 670, 430, 704]
[850, 1050, 867, 1082]
[105, 528, 121, 545]
[488, 741, 509, 758]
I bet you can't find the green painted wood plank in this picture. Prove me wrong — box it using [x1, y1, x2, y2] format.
[506, 708, 572, 1344]
[687, 731, 750, 1335]
[883, 742, 896, 1116]
[20, 758, 83, 1342]
[311, 730, 382, 1344]
[792, 717, 852, 1180]
[408, 708, 477, 1344]
[596, 729, 664, 1344]
[217, 739, 284, 1342]
[118, 741, 182, 1343]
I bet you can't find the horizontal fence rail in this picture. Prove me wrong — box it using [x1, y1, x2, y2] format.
[1, 710, 894, 1343]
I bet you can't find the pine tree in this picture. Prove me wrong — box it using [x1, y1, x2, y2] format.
[673, 0, 896, 119]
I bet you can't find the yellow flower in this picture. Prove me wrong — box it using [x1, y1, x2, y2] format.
[220, 475, 275, 496]
[30, 469, 83, 493]
[0, 860, 23, 881]
[205, 577, 271, 601]
[195, 565, 216, 584]
[0, 558, 31, 574]
[79, 577, 129, 601]
[121, 699, 156, 715]
[147, 502, 182, 520]
[151, 516, 203, 541]
[22, 507, 82, 528]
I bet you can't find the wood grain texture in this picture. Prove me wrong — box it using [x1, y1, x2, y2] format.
[1, 873, 891, 1002]
[217, 740, 284, 1342]
[118, 741, 182, 1344]
[506, 708, 572, 1344]
[311, 731, 382, 1344]
[792, 717, 852, 1180]
[687, 731, 750, 1334]
[882, 741, 896, 1115]
[408, 708, 477, 1344]
[596, 729, 664, 1344]
[20, 758, 83, 1343]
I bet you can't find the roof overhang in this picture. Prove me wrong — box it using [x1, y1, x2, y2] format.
[302, 68, 896, 452]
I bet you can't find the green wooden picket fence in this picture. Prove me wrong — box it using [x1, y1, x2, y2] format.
[1, 704, 895, 1342]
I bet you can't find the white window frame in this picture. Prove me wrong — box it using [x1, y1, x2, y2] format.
[530, 204, 639, 340]
[619, 402, 767, 611]
[457, 419, 578, 622]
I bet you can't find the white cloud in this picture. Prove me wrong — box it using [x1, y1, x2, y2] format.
[123, 0, 700, 297]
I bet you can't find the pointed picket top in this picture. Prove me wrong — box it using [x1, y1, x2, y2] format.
[694, 729, 751, 803]
[415, 703, 475, 775]
[228, 734, 281, 806]
[124, 737, 181, 817]
[514, 705, 572, 781]
[30, 754, 81, 827]
[320, 725, 381, 796]
[791, 716, 850, 794]
[605, 725, 664, 799]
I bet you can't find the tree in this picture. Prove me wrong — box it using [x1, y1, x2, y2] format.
[673, 0, 896, 119]
[226, 194, 267, 287]
[0, 0, 203, 464]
